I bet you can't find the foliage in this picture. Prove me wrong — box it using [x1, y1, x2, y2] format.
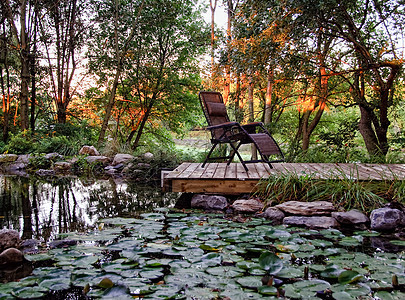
[256, 171, 402, 213]
[4, 131, 36, 154]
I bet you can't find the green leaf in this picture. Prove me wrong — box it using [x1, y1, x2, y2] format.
[258, 252, 283, 275]
[338, 270, 363, 284]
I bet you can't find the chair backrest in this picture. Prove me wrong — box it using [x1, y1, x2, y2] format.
[199, 91, 230, 140]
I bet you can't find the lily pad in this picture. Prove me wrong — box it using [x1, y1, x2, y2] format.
[236, 276, 263, 289]
[338, 270, 363, 284]
[258, 252, 283, 275]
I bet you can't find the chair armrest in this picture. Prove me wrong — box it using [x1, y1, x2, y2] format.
[207, 122, 240, 130]
[242, 122, 263, 128]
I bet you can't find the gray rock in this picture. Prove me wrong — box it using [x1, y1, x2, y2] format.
[370, 207, 405, 231]
[137, 162, 151, 168]
[283, 216, 338, 229]
[49, 240, 78, 249]
[20, 239, 39, 254]
[143, 152, 154, 160]
[332, 209, 369, 225]
[0, 154, 18, 163]
[16, 154, 32, 164]
[112, 154, 135, 166]
[45, 152, 64, 160]
[191, 194, 228, 210]
[53, 162, 72, 173]
[0, 229, 21, 252]
[0, 248, 24, 266]
[276, 201, 335, 216]
[85, 156, 110, 164]
[259, 207, 285, 225]
[232, 198, 264, 213]
[35, 169, 56, 176]
[79, 145, 100, 156]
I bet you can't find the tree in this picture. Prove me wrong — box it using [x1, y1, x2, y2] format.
[88, 0, 209, 148]
[39, 0, 89, 124]
[288, 0, 405, 156]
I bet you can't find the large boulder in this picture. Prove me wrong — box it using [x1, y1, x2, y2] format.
[259, 207, 285, 225]
[283, 216, 338, 229]
[85, 156, 110, 165]
[79, 145, 100, 156]
[231, 198, 264, 213]
[276, 201, 335, 216]
[53, 162, 72, 173]
[112, 153, 135, 166]
[370, 207, 405, 231]
[0, 229, 21, 252]
[0, 248, 24, 266]
[45, 152, 64, 161]
[143, 152, 154, 160]
[191, 194, 228, 210]
[332, 209, 369, 226]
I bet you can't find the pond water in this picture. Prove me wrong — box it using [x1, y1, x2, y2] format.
[0, 176, 178, 243]
[1, 176, 405, 299]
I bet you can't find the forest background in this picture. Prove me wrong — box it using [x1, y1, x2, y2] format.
[1, 0, 404, 165]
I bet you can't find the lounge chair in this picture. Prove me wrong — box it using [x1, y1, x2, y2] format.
[199, 91, 284, 171]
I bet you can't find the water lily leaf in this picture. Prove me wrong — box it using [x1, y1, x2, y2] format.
[374, 291, 395, 300]
[148, 284, 182, 299]
[139, 270, 164, 280]
[184, 287, 218, 299]
[331, 283, 371, 297]
[102, 285, 131, 298]
[309, 239, 334, 247]
[12, 286, 47, 299]
[332, 291, 356, 300]
[277, 267, 302, 279]
[123, 278, 151, 295]
[354, 230, 380, 237]
[140, 213, 165, 221]
[339, 236, 362, 247]
[236, 276, 263, 289]
[338, 270, 363, 284]
[320, 264, 344, 279]
[389, 240, 405, 246]
[257, 286, 278, 296]
[39, 278, 70, 291]
[98, 277, 114, 289]
[206, 266, 244, 277]
[285, 280, 331, 299]
[199, 244, 220, 252]
[275, 243, 299, 253]
[258, 252, 283, 275]
[25, 253, 53, 262]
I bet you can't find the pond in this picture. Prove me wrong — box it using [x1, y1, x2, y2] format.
[0, 176, 177, 243]
[1, 176, 405, 299]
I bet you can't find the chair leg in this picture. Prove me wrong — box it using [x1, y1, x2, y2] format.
[202, 142, 218, 168]
[227, 142, 248, 172]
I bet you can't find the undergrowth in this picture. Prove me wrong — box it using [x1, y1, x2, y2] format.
[256, 171, 404, 213]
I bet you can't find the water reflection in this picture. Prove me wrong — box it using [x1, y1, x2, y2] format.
[0, 176, 178, 243]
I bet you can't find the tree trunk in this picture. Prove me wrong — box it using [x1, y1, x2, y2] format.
[264, 66, 273, 124]
[247, 77, 257, 160]
[223, 0, 232, 104]
[358, 105, 381, 155]
[210, 0, 217, 83]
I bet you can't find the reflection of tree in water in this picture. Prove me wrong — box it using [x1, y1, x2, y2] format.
[0, 176, 179, 241]
[88, 179, 178, 219]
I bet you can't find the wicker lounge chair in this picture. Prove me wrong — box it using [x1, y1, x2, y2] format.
[199, 91, 284, 171]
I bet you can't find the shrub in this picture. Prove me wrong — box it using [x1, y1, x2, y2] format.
[4, 131, 36, 154]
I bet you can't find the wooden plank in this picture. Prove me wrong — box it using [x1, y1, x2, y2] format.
[352, 164, 385, 180]
[236, 163, 249, 180]
[167, 162, 191, 179]
[224, 163, 237, 179]
[171, 179, 258, 194]
[201, 163, 218, 179]
[246, 164, 260, 179]
[177, 163, 201, 179]
[255, 163, 271, 178]
[190, 163, 207, 179]
[214, 163, 227, 179]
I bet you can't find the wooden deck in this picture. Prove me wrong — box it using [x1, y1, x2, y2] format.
[162, 162, 405, 194]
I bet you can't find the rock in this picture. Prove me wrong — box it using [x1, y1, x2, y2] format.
[191, 194, 228, 210]
[231, 198, 264, 213]
[45, 152, 64, 161]
[85, 156, 110, 164]
[0, 229, 21, 252]
[0, 248, 24, 266]
[53, 162, 72, 173]
[332, 209, 369, 225]
[16, 154, 31, 164]
[49, 240, 78, 249]
[35, 169, 56, 176]
[112, 154, 135, 166]
[143, 152, 154, 160]
[79, 145, 100, 156]
[276, 201, 335, 216]
[371, 236, 405, 253]
[370, 207, 405, 231]
[259, 207, 285, 225]
[283, 216, 339, 229]
[0, 154, 18, 163]
[137, 162, 151, 168]
[20, 239, 39, 254]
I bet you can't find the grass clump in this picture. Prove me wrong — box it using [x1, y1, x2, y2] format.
[256, 171, 402, 213]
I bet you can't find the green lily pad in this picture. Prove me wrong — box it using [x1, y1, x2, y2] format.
[284, 279, 331, 299]
[257, 285, 278, 296]
[236, 276, 263, 289]
[258, 252, 283, 275]
[338, 270, 363, 284]
[12, 286, 46, 299]
[206, 266, 244, 277]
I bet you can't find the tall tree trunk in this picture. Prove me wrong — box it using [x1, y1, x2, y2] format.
[248, 76, 257, 160]
[20, 0, 30, 130]
[210, 0, 217, 84]
[223, 0, 233, 104]
[264, 66, 273, 124]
